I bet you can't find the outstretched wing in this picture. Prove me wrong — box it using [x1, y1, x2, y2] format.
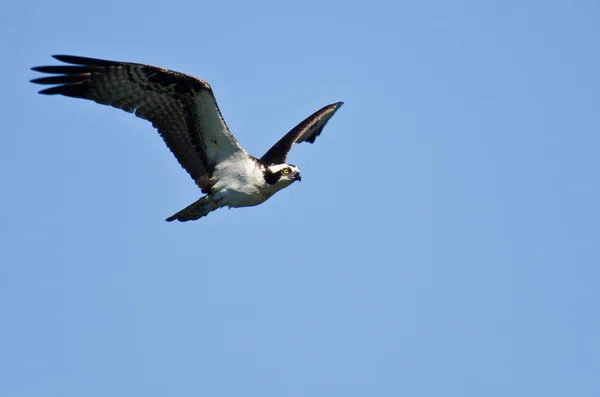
[260, 102, 343, 165]
[31, 55, 247, 192]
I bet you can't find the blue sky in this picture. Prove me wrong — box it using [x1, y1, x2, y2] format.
[1, 0, 599, 396]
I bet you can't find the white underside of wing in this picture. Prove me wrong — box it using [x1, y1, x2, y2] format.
[193, 91, 247, 163]
[191, 93, 293, 209]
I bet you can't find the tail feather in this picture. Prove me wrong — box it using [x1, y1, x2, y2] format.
[166, 196, 215, 222]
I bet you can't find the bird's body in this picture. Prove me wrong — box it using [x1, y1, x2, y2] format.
[31, 55, 343, 222]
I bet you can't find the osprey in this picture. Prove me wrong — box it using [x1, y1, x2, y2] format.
[31, 55, 343, 222]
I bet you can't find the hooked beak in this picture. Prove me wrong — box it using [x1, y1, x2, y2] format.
[294, 172, 302, 182]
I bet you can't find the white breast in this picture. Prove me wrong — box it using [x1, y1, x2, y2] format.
[210, 153, 272, 208]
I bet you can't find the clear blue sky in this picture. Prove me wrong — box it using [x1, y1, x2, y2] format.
[1, 0, 599, 396]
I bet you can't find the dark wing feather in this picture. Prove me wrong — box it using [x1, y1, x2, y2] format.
[260, 102, 343, 165]
[31, 55, 245, 191]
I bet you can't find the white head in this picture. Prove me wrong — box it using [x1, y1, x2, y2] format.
[262, 163, 302, 191]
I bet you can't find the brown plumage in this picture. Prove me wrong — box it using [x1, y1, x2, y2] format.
[260, 102, 344, 165]
[31, 55, 242, 193]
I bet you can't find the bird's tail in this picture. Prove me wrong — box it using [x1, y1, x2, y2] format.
[166, 196, 216, 222]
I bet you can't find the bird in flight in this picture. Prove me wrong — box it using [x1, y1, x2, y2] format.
[31, 55, 343, 222]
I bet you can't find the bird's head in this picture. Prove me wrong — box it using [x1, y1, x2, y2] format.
[263, 163, 302, 190]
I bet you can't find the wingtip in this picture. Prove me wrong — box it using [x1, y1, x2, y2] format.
[165, 216, 195, 222]
[52, 55, 82, 64]
[36, 86, 61, 95]
[51, 54, 120, 67]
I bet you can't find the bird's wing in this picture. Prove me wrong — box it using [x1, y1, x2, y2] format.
[260, 102, 343, 165]
[31, 55, 247, 192]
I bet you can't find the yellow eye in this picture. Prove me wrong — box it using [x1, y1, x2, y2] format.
[282, 168, 290, 175]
